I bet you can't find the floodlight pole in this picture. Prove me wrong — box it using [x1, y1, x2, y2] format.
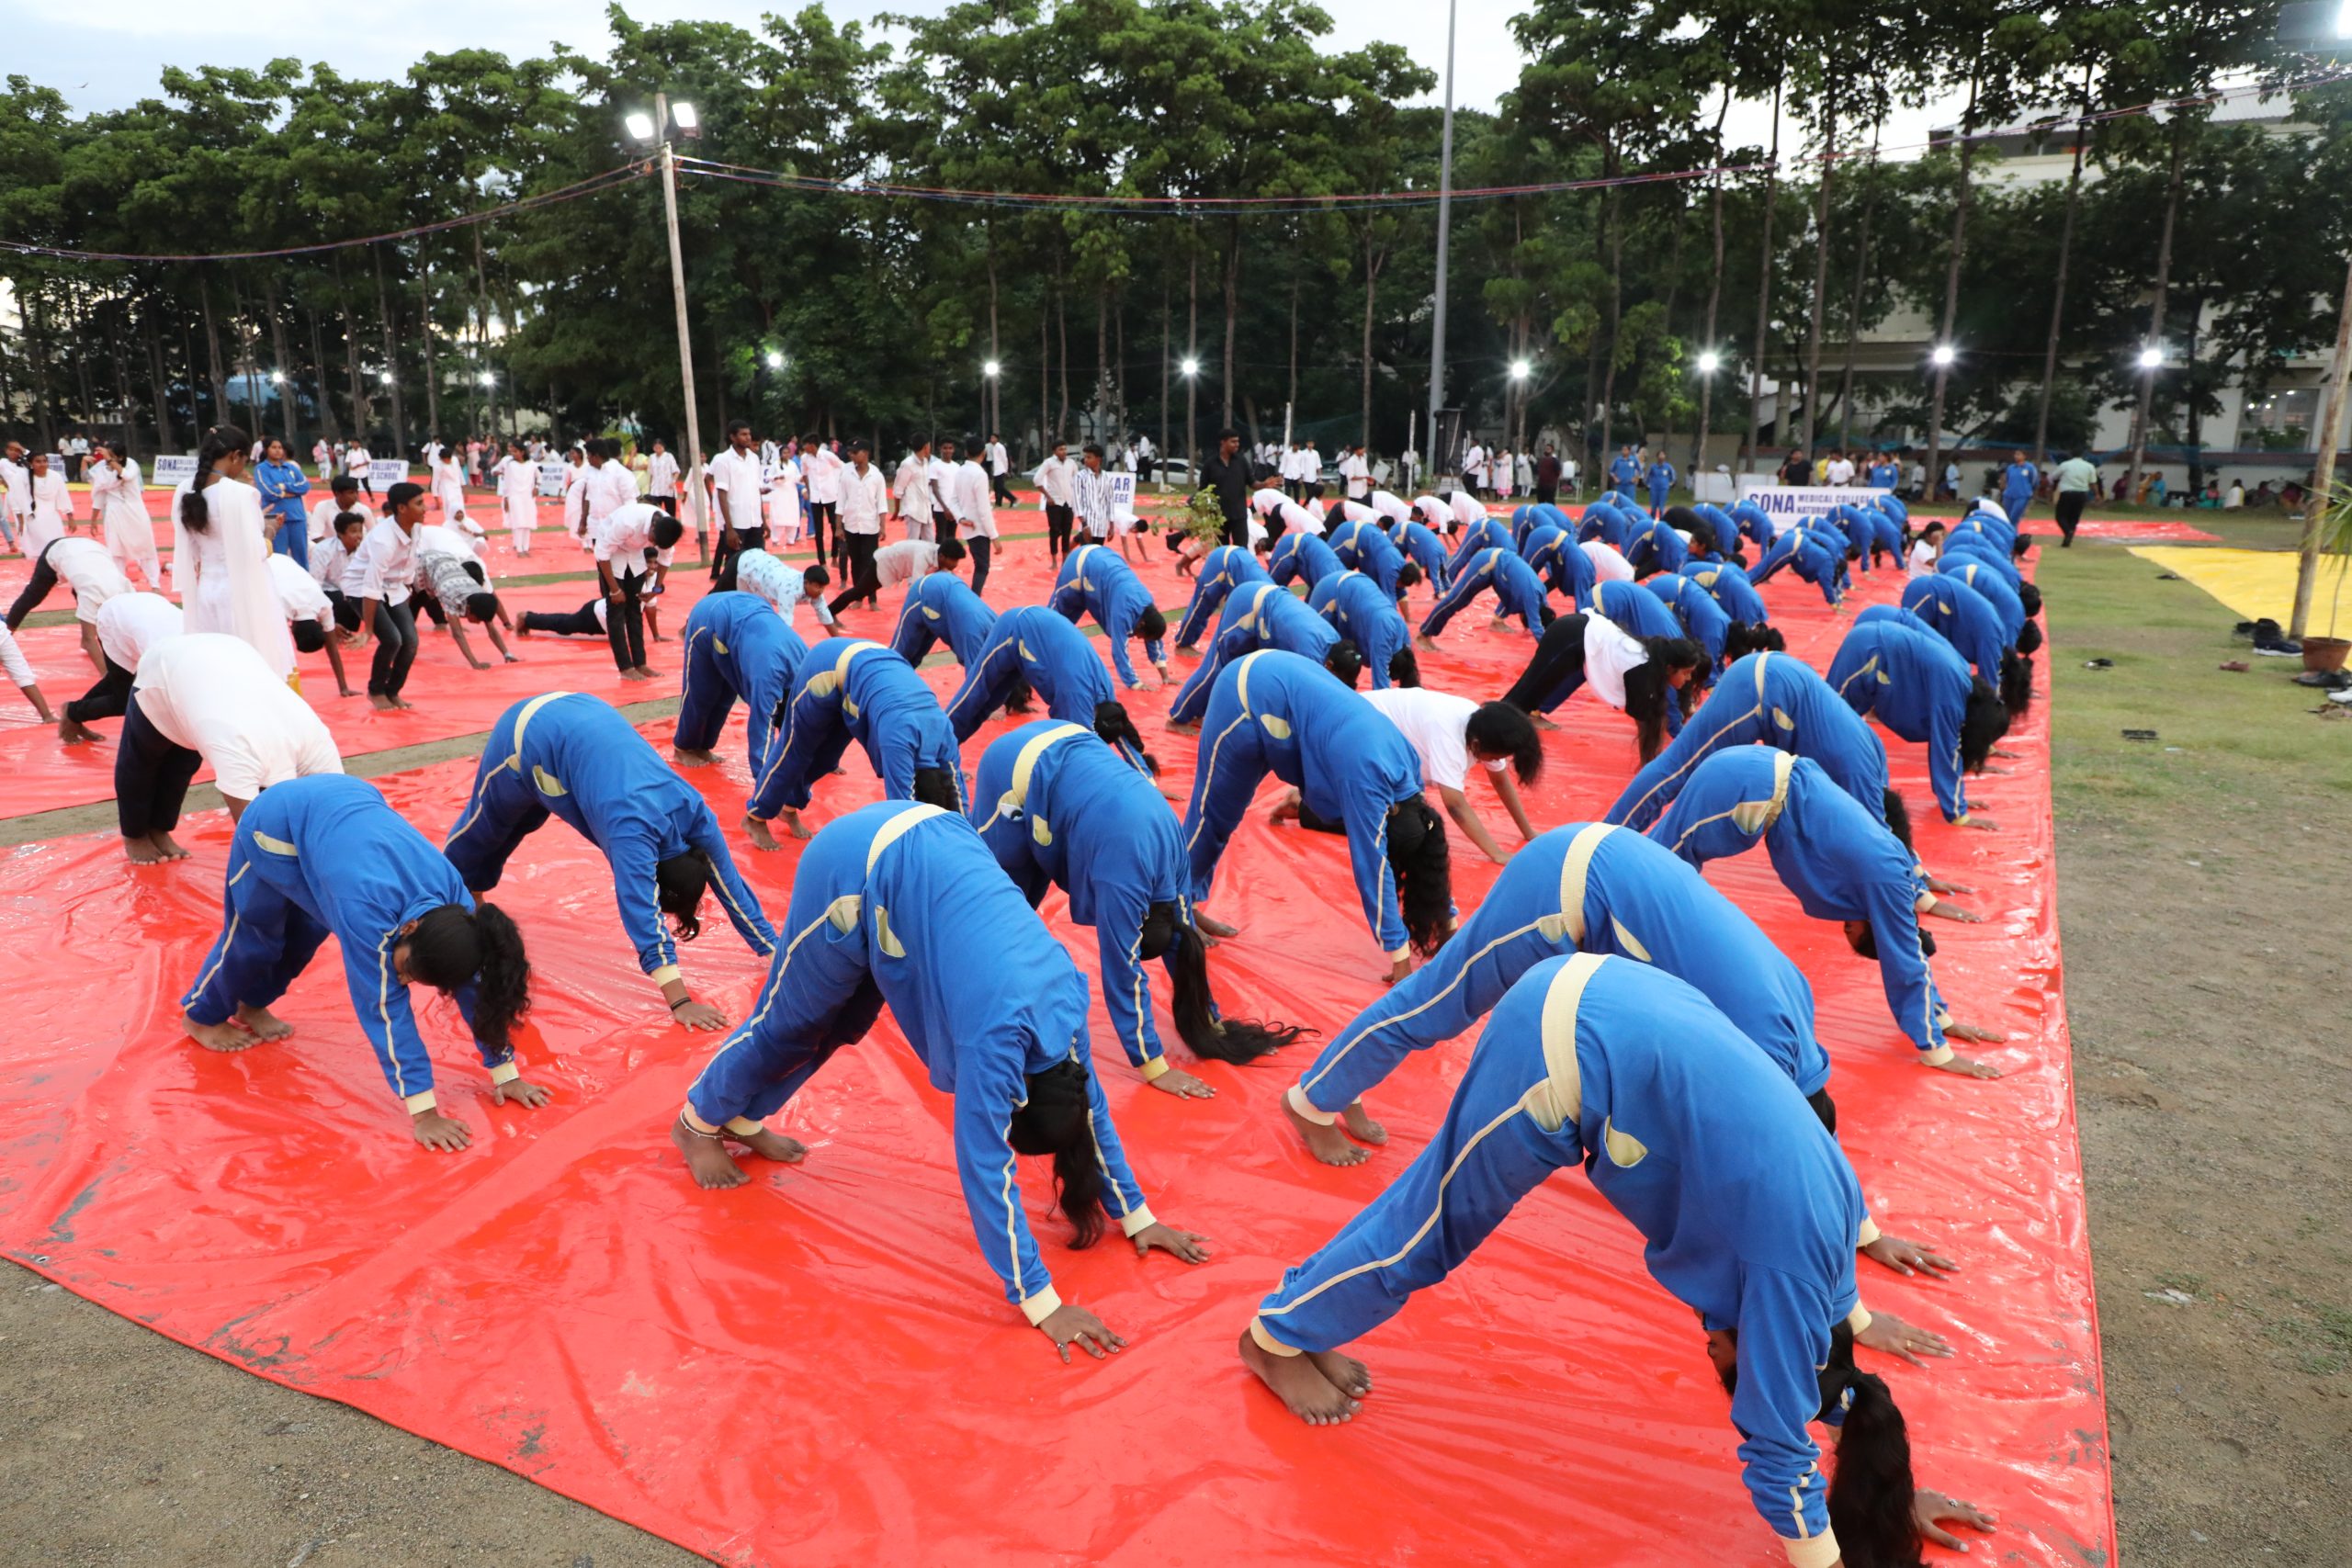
[1426, 0, 1458, 486]
[655, 93, 709, 562]
[2290, 251, 2352, 639]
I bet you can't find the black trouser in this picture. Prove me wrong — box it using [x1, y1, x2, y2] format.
[6, 548, 60, 631]
[1045, 502, 1074, 561]
[1502, 613, 1589, 713]
[325, 588, 362, 634]
[605, 568, 647, 671]
[65, 657, 134, 725]
[990, 470, 1015, 506]
[521, 600, 604, 636]
[115, 694, 201, 839]
[2054, 490, 2086, 547]
[1806, 1088, 1838, 1135]
[827, 532, 880, 615]
[711, 523, 768, 592]
[968, 536, 993, 597]
[1221, 511, 1245, 548]
[1535, 484, 1557, 506]
[807, 502, 841, 570]
[933, 508, 958, 544]
[368, 599, 419, 697]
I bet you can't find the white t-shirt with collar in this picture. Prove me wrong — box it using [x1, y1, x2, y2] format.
[1361, 687, 1503, 794]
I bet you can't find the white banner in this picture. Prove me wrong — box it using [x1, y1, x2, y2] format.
[1734, 479, 1893, 532]
[368, 458, 409, 492]
[1107, 470, 1137, 524]
[151, 454, 198, 488]
[537, 461, 571, 499]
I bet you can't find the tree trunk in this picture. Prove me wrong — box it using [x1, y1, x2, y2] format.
[1287, 249, 1301, 416]
[1055, 270, 1070, 442]
[2124, 121, 2189, 502]
[1186, 248, 1201, 469]
[1361, 228, 1384, 447]
[1795, 77, 1838, 455]
[23, 290, 55, 448]
[1597, 147, 1624, 462]
[1039, 292, 1051, 453]
[985, 224, 1001, 445]
[2030, 85, 2093, 465]
[472, 228, 498, 442]
[144, 310, 177, 455]
[264, 276, 298, 447]
[1925, 69, 1982, 500]
[103, 295, 141, 453]
[69, 287, 100, 430]
[373, 247, 407, 452]
[1835, 122, 1883, 448]
[306, 306, 342, 443]
[1096, 282, 1110, 424]
[200, 275, 232, 427]
[2184, 294, 2206, 493]
[1690, 89, 1733, 476]
[1744, 82, 1783, 466]
[417, 265, 441, 445]
[1221, 220, 1241, 429]
[1159, 275, 1171, 479]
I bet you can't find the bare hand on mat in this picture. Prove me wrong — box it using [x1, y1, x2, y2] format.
[412, 1109, 472, 1152]
[1041, 1303, 1125, 1362]
[1912, 1489, 1999, 1551]
[490, 1076, 551, 1110]
[1928, 1053, 2003, 1080]
[1946, 1021, 2007, 1044]
[1863, 1233, 1959, 1279]
[1926, 898, 1984, 923]
[1856, 1310, 1953, 1365]
[670, 999, 729, 1032]
[1148, 1066, 1216, 1099]
[1131, 1222, 1210, 1263]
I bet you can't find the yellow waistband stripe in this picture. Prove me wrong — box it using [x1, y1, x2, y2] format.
[865, 803, 947, 876]
[1527, 951, 1601, 1134]
[508, 690, 575, 762]
[1553, 823, 1615, 945]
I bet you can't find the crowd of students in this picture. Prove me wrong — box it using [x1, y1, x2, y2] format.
[0, 427, 2068, 1567]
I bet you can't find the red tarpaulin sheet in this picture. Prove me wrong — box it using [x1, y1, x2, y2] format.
[0, 531, 2112, 1566]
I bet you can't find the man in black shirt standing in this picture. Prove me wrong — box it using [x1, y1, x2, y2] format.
[1198, 427, 1255, 547]
[1534, 443, 1562, 506]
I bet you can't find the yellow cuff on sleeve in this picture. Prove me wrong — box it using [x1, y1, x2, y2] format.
[1954, 812, 1972, 826]
[725, 1116, 764, 1136]
[1846, 1303, 1873, 1336]
[1249, 1317, 1302, 1358]
[1019, 1286, 1064, 1326]
[1856, 1216, 1882, 1247]
[1385, 945, 1411, 964]
[1915, 890, 1938, 912]
[1118, 1204, 1158, 1239]
[488, 1061, 520, 1086]
[402, 1090, 439, 1114]
[650, 964, 683, 988]
[1285, 1083, 1337, 1127]
[1919, 1044, 1955, 1066]
[1139, 1056, 1171, 1082]
[1781, 1528, 1842, 1568]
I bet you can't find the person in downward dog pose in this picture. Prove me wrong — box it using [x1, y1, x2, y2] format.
[942, 604, 1157, 773]
[674, 802, 1212, 1361]
[747, 638, 966, 848]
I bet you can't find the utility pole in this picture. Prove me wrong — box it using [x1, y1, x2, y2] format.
[1426, 0, 1458, 486]
[647, 93, 709, 562]
[2290, 252, 2352, 639]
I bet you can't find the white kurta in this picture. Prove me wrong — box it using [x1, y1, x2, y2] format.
[133, 634, 343, 797]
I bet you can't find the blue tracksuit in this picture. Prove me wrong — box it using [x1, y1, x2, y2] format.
[1050, 545, 1165, 688]
[1596, 577, 1684, 646]
[1685, 560, 1770, 626]
[2001, 459, 2037, 520]
[182, 774, 506, 1110]
[1644, 459, 1676, 514]
[1828, 618, 1978, 823]
[1644, 572, 1733, 663]
[1267, 530, 1343, 592]
[1729, 500, 1777, 552]
[1577, 500, 1632, 548]
[1874, 492, 1909, 527]
[445, 693, 776, 987]
[1295, 822, 1830, 1115]
[1257, 953, 1863, 1565]
[1521, 523, 1596, 609]
[971, 721, 1196, 1077]
[943, 605, 1135, 763]
[1509, 504, 1544, 551]
[1607, 651, 1890, 831]
[889, 572, 1000, 670]
[1941, 558, 2028, 646]
[1420, 547, 1550, 641]
[1752, 525, 1847, 607]
[1442, 515, 1513, 580]
[1938, 532, 2022, 592]
[752, 639, 967, 818]
[1852, 603, 1943, 643]
[1868, 461, 1902, 492]
[685, 802, 1153, 1320]
[1172, 546, 1268, 649]
[1385, 518, 1451, 592]
[1956, 509, 2017, 550]
[1902, 572, 2006, 685]
[1182, 650, 1424, 958]
[1168, 580, 1340, 726]
[675, 593, 810, 780]
[1692, 503, 1739, 558]
[1648, 748, 1951, 1062]
[1608, 452, 1642, 491]
[1310, 570, 1415, 689]
[1834, 504, 1900, 570]
[1623, 514, 1691, 578]
[1332, 521, 1411, 600]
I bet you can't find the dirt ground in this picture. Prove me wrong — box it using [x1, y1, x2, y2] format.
[2, 524, 2347, 1566]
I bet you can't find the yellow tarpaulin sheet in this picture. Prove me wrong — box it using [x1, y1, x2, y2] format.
[2130, 546, 2351, 627]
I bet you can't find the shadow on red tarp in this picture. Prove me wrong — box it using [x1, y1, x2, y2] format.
[0, 530, 2113, 1566]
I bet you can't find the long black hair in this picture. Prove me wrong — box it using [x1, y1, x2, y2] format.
[1008, 1059, 1106, 1247]
[656, 852, 712, 942]
[913, 767, 962, 810]
[1464, 700, 1542, 784]
[1140, 901, 1308, 1065]
[1323, 640, 1365, 687]
[1388, 646, 1423, 687]
[403, 901, 533, 1055]
[1881, 789, 1915, 854]
[1623, 637, 1705, 763]
[1385, 798, 1453, 955]
[1091, 700, 1159, 774]
[1722, 620, 1784, 661]
[1962, 680, 2012, 769]
[1998, 648, 2034, 716]
[1828, 1371, 1927, 1568]
[181, 424, 251, 535]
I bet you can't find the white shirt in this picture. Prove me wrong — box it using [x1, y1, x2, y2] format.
[1582, 614, 1651, 713]
[765, 457, 805, 533]
[1580, 540, 1635, 583]
[133, 634, 343, 798]
[709, 447, 767, 533]
[266, 552, 334, 626]
[1036, 455, 1078, 508]
[311, 530, 356, 589]
[1412, 495, 1453, 531]
[413, 523, 483, 566]
[802, 445, 846, 505]
[985, 441, 1009, 477]
[594, 502, 669, 566]
[951, 459, 997, 539]
[582, 461, 637, 530]
[19, 475, 67, 559]
[1340, 454, 1371, 498]
[734, 547, 835, 628]
[47, 537, 132, 624]
[1361, 687, 1502, 793]
[1463, 444, 1487, 480]
[837, 463, 889, 536]
[892, 452, 933, 515]
[647, 450, 681, 498]
[1250, 484, 1288, 517]
[28, 469, 72, 534]
[1448, 491, 1487, 530]
[494, 456, 536, 501]
[95, 592, 183, 672]
[343, 519, 417, 604]
[873, 539, 941, 588]
[1907, 540, 1938, 573]
[1369, 491, 1413, 524]
[1826, 458, 1856, 486]
[308, 494, 368, 543]
[1276, 501, 1325, 536]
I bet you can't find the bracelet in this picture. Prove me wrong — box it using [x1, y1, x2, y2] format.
[669, 996, 692, 1011]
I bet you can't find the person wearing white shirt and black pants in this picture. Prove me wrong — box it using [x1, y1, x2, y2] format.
[594, 501, 684, 681]
[986, 432, 1014, 507]
[929, 440, 962, 542]
[1036, 440, 1078, 565]
[707, 421, 768, 592]
[950, 439, 999, 595]
[892, 440, 937, 543]
[1340, 444, 1371, 502]
[800, 433, 846, 573]
[341, 482, 427, 709]
[824, 441, 892, 616]
[647, 438, 681, 515]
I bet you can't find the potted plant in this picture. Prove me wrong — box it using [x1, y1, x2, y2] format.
[2305, 482, 2352, 673]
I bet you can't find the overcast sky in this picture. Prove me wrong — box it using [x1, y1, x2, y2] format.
[33, 0, 1970, 160]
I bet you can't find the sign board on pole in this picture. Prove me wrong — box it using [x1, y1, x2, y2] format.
[1107, 470, 1137, 525]
[1733, 478, 1893, 532]
[537, 462, 571, 499]
[368, 458, 408, 493]
[151, 455, 198, 489]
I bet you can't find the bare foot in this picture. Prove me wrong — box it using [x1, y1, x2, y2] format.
[514, 621, 532, 637]
[743, 814, 786, 852]
[729, 1124, 808, 1163]
[390, 695, 414, 710]
[149, 831, 191, 861]
[1415, 635, 1438, 651]
[235, 1003, 295, 1042]
[1340, 1100, 1388, 1146]
[619, 668, 651, 682]
[1238, 1328, 1359, 1425]
[183, 1012, 258, 1053]
[636, 666, 661, 679]
[1307, 1348, 1373, 1398]
[126, 836, 168, 865]
[671, 1116, 751, 1189]
[1488, 615, 1510, 631]
[1266, 787, 1302, 827]
[673, 746, 719, 768]
[369, 693, 396, 711]
[1285, 1091, 1368, 1166]
[1165, 721, 1200, 737]
[1531, 712, 1563, 731]
[58, 716, 99, 745]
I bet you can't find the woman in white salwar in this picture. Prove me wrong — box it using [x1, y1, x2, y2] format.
[492, 440, 537, 557]
[89, 442, 161, 588]
[175, 426, 298, 684]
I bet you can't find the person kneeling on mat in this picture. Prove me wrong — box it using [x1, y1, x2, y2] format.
[179, 773, 544, 1152]
[1242, 953, 1997, 1566]
[674, 801, 1210, 1360]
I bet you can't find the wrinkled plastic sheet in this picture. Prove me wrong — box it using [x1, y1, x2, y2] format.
[0, 536, 2112, 1566]
[2022, 517, 2218, 542]
[2129, 543, 2335, 625]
